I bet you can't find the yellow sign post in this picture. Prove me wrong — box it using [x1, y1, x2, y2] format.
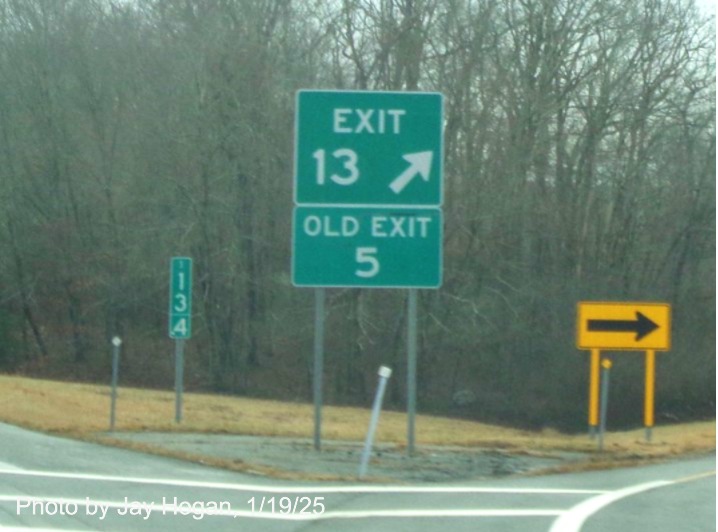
[577, 302, 671, 441]
[588, 349, 600, 433]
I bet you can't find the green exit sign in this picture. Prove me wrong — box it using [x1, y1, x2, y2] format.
[169, 257, 192, 339]
[292, 206, 442, 288]
[295, 90, 443, 207]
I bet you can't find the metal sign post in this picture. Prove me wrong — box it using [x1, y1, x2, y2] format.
[598, 358, 612, 451]
[109, 336, 122, 432]
[588, 349, 600, 438]
[174, 338, 185, 423]
[313, 288, 326, 451]
[407, 289, 418, 455]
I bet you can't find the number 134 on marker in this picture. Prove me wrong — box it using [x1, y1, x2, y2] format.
[169, 257, 192, 339]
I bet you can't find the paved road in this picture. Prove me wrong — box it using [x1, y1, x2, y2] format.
[0, 422, 714, 531]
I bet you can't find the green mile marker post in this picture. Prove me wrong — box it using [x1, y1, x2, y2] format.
[169, 257, 192, 423]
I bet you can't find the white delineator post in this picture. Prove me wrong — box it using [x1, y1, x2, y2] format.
[109, 336, 122, 432]
[358, 366, 393, 479]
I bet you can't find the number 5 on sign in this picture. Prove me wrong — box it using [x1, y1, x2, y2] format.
[356, 247, 379, 278]
[169, 257, 192, 339]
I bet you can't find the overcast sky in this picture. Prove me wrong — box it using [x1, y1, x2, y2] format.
[696, 0, 716, 14]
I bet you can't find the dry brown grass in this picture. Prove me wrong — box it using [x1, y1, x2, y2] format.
[0, 374, 714, 460]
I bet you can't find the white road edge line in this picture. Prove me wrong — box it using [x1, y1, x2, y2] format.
[0, 468, 606, 495]
[0, 495, 563, 521]
[548, 480, 673, 532]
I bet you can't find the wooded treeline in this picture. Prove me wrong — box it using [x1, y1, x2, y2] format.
[0, 0, 714, 429]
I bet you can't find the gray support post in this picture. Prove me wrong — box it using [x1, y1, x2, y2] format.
[313, 288, 326, 451]
[407, 289, 418, 455]
[598, 358, 612, 451]
[174, 338, 185, 423]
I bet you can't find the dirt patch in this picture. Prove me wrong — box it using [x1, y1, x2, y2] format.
[107, 432, 585, 482]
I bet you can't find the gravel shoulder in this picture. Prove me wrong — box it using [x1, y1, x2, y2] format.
[108, 432, 586, 482]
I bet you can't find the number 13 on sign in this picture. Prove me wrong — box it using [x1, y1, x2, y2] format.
[312, 148, 360, 186]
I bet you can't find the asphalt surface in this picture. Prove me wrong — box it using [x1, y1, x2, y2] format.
[0, 422, 714, 531]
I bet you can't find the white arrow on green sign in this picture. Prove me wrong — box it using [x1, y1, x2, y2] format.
[294, 90, 443, 207]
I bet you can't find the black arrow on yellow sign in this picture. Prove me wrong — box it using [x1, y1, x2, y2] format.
[587, 311, 659, 341]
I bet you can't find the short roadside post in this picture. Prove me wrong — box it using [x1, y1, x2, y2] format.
[359, 366, 393, 479]
[598, 358, 612, 451]
[644, 349, 656, 442]
[169, 257, 192, 423]
[109, 336, 122, 432]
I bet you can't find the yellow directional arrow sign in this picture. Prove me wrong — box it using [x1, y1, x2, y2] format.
[577, 302, 671, 351]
